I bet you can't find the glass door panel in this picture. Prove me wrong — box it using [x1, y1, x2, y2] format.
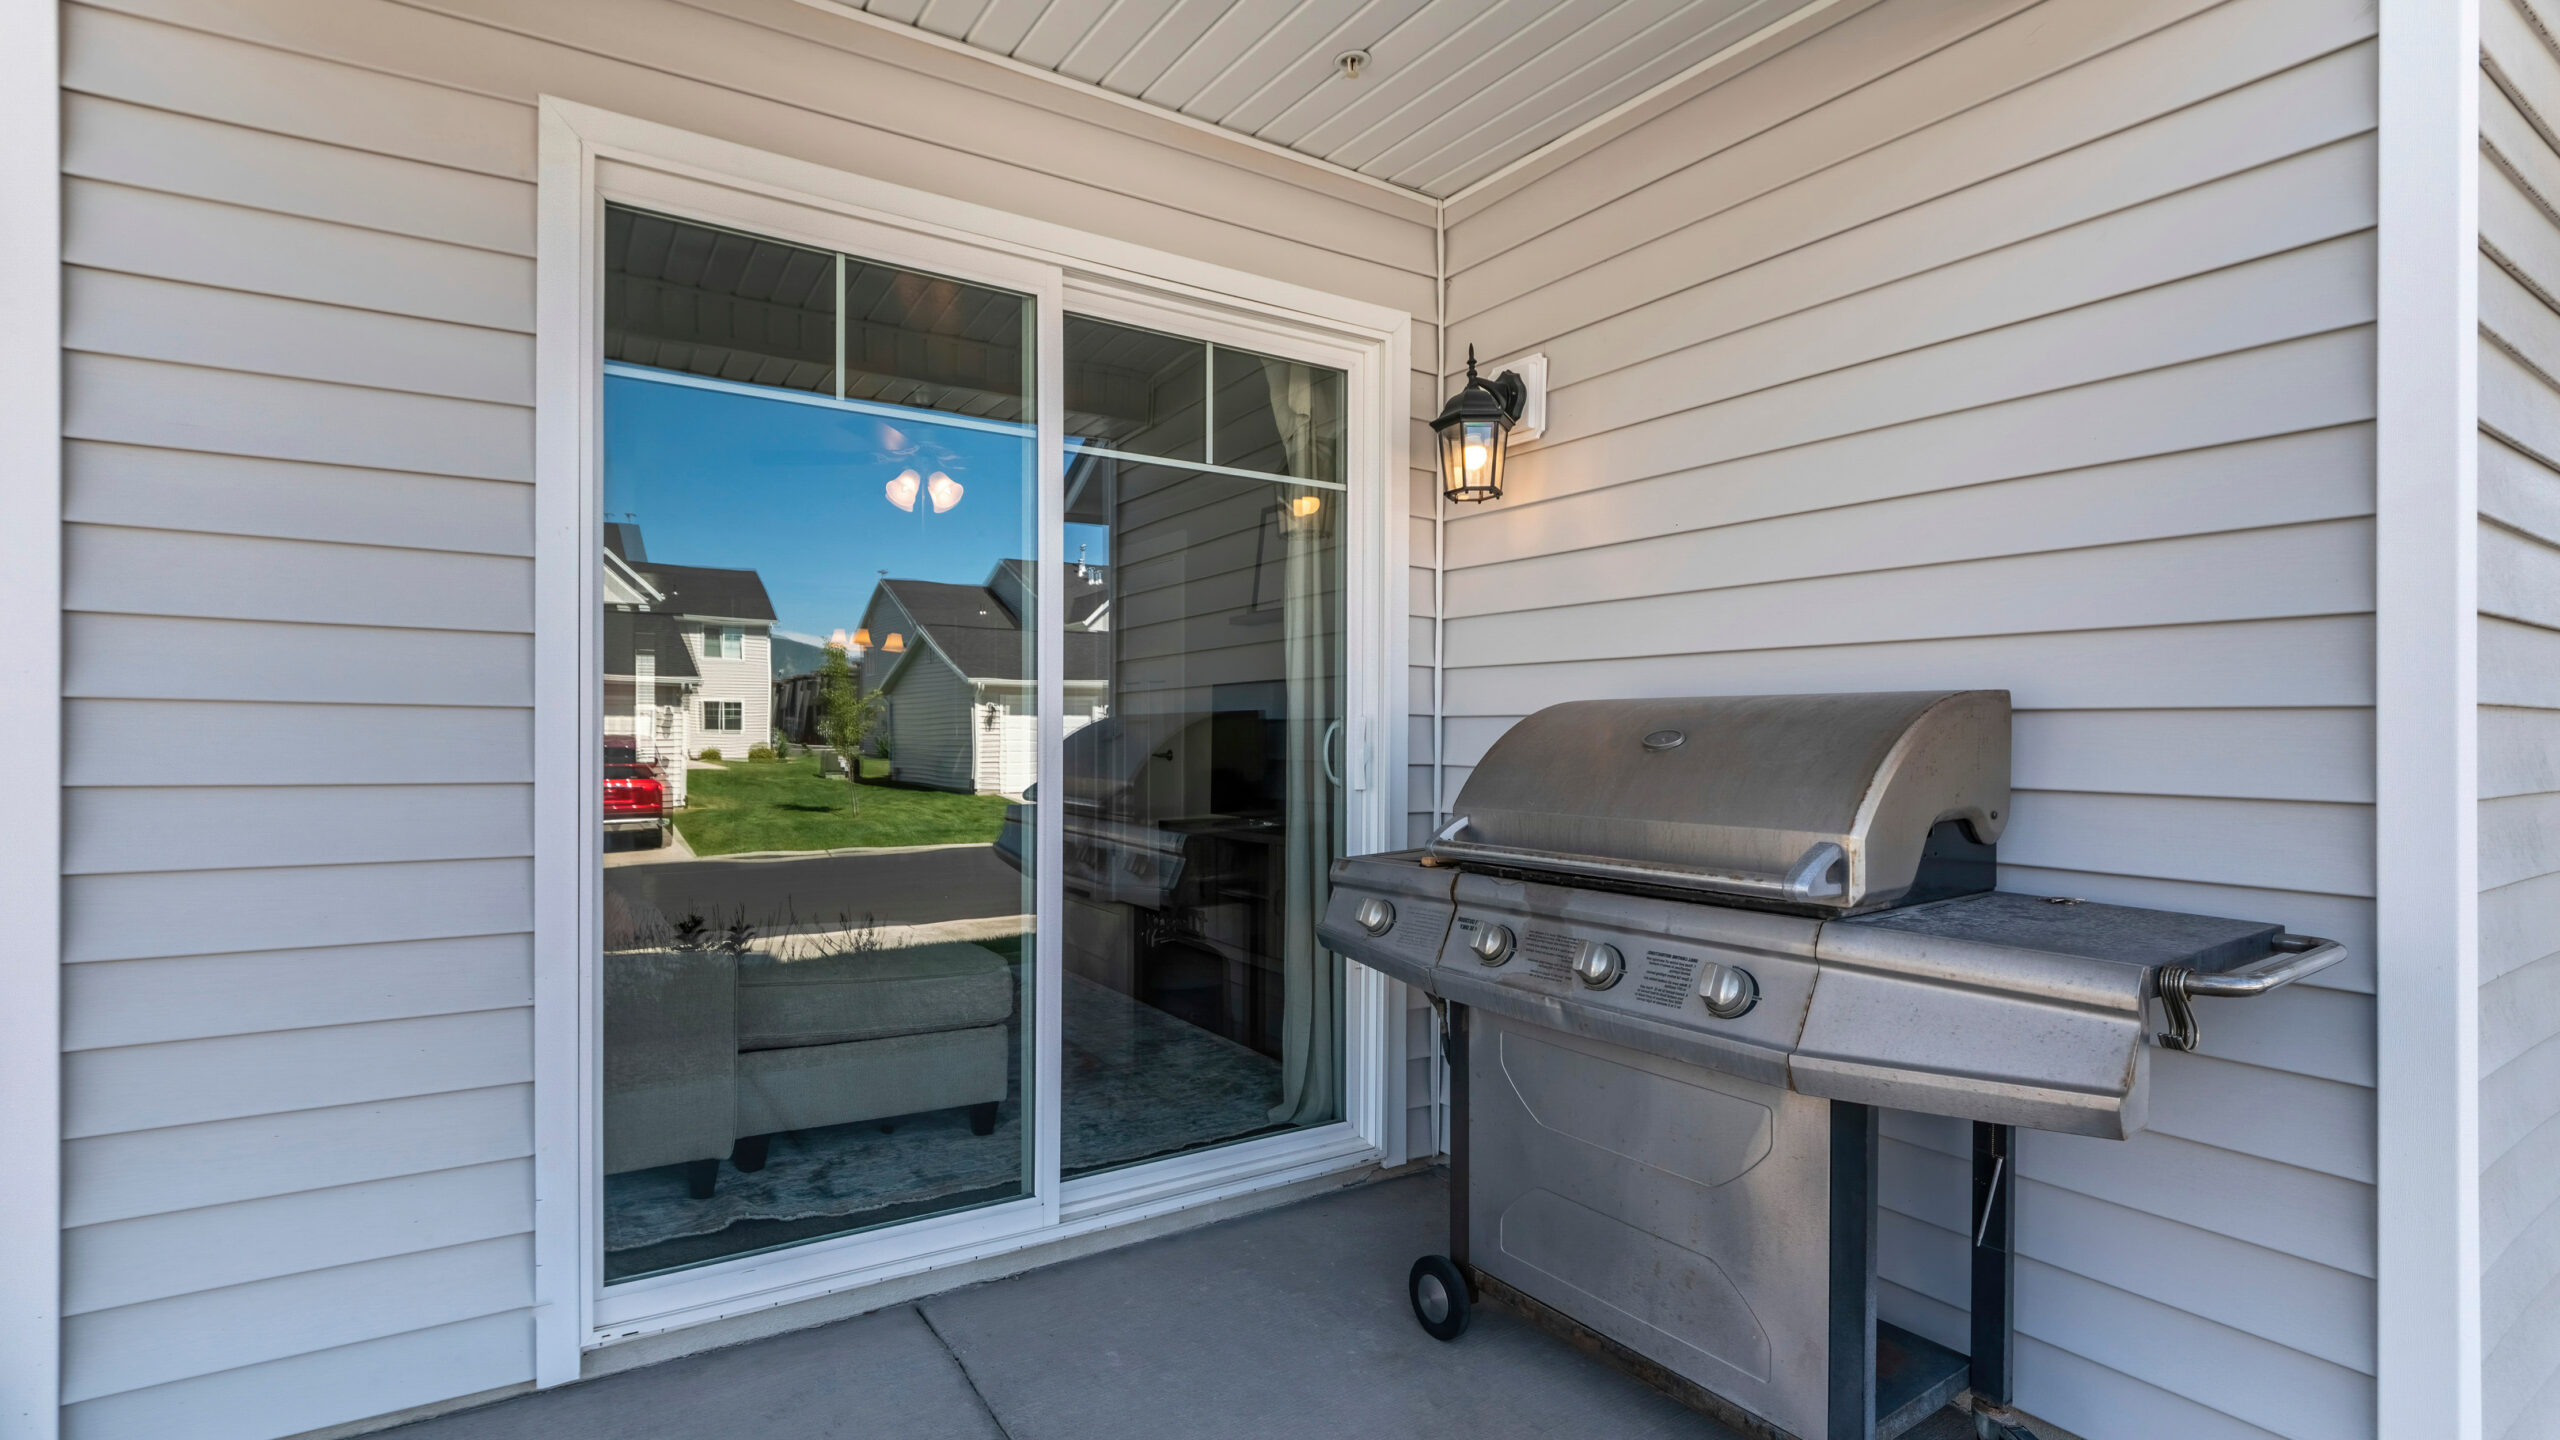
[1053, 316, 1348, 1178]
[598, 205, 1039, 1280]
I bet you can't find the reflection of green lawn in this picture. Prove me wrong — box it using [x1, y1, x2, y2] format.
[672, 757, 1010, 855]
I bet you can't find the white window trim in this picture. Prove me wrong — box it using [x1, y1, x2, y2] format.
[536, 98, 1411, 1375]
[0, 0, 61, 1433]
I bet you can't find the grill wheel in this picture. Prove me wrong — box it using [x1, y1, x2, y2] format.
[1407, 1254, 1471, 1342]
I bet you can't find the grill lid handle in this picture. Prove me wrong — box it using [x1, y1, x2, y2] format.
[1431, 816, 1852, 905]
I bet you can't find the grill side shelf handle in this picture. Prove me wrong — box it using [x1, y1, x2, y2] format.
[1429, 816, 1847, 905]
[2152, 934, 2347, 1052]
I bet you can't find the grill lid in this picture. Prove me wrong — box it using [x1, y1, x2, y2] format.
[1431, 691, 2009, 912]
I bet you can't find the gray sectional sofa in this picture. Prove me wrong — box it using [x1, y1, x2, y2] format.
[603, 940, 1016, 1198]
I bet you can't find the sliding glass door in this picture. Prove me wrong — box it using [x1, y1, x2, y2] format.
[589, 202, 1355, 1289]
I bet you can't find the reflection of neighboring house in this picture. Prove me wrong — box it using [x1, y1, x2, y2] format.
[604, 522, 778, 773]
[858, 559, 1108, 795]
[602, 609, 698, 808]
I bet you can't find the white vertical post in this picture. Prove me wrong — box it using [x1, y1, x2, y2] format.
[0, 1, 60, 1435]
[2376, 0, 2483, 1435]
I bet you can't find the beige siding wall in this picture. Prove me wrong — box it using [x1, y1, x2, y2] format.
[2479, 3, 2560, 1435]
[1439, 0, 2378, 1435]
[54, 2, 1432, 1435]
[682, 625, 771, 755]
[884, 645, 976, 792]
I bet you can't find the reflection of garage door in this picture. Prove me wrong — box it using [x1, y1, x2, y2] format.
[990, 711, 1094, 797]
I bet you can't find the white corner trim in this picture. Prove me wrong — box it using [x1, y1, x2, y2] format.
[2374, 2, 2482, 1438]
[0, 0, 61, 1433]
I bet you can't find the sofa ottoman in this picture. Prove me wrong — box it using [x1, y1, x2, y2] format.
[727, 940, 1016, 1172]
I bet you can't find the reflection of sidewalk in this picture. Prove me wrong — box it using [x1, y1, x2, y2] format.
[602, 843, 1024, 933]
[619, 830, 988, 860]
[760, 914, 1029, 958]
[603, 824, 697, 868]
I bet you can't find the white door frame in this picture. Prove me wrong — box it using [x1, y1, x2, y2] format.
[534, 98, 1411, 1373]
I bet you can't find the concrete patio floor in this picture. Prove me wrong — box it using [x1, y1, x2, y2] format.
[385, 1170, 1978, 1440]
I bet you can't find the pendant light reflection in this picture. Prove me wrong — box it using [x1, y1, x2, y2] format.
[1280, 491, 1324, 535]
[884, 468, 963, 514]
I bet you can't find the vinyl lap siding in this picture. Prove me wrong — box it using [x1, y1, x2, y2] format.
[1439, 0, 2377, 1435]
[2479, 3, 2560, 1434]
[53, 1, 1433, 1435]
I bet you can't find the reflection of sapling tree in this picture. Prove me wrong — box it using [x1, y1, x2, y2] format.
[816, 643, 885, 796]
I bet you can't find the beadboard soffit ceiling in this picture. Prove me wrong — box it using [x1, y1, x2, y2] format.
[807, 0, 1850, 200]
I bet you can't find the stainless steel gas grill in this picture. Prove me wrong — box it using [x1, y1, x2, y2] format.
[1319, 692, 2343, 1440]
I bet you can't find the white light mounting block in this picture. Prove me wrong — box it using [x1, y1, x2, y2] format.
[1490, 352, 1547, 442]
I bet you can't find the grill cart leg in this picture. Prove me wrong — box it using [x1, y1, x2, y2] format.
[1410, 1002, 1476, 1342]
[1970, 1122, 2041, 1440]
[1831, 1101, 1880, 1440]
[1448, 1002, 1471, 1281]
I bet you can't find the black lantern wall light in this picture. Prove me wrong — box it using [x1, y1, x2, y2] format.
[1432, 346, 1543, 503]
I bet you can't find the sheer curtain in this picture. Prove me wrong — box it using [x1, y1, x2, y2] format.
[1266, 362, 1341, 1128]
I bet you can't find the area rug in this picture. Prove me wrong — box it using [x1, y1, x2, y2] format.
[604, 974, 1287, 1272]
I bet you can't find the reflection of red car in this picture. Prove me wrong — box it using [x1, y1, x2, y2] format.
[604, 742, 666, 846]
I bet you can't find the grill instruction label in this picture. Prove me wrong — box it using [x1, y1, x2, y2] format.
[1520, 929, 1575, 983]
[1636, 951, 1699, 1010]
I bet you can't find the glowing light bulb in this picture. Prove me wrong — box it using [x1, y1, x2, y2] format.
[885, 470, 920, 511]
[1290, 495, 1323, 518]
[1463, 443, 1488, 472]
[882, 632, 904, 652]
[851, 627, 870, 648]
[927, 471, 963, 514]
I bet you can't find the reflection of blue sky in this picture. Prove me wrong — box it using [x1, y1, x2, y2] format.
[604, 371, 1108, 639]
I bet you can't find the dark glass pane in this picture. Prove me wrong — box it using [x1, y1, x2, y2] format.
[1065, 315, 1205, 461]
[841, 258, 1030, 422]
[1211, 344, 1343, 482]
[1048, 447, 1347, 1179]
[606, 207, 836, 394]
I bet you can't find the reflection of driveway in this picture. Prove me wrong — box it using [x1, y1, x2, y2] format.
[603, 843, 1024, 933]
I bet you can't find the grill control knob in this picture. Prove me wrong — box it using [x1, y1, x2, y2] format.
[1698, 962, 1759, 1019]
[1470, 923, 1515, 966]
[1571, 941, 1623, 990]
[1355, 897, 1396, 936]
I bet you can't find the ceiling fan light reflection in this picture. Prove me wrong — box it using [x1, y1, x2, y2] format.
[927, 472, 963, 513]
[885, 470, 920, 512]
